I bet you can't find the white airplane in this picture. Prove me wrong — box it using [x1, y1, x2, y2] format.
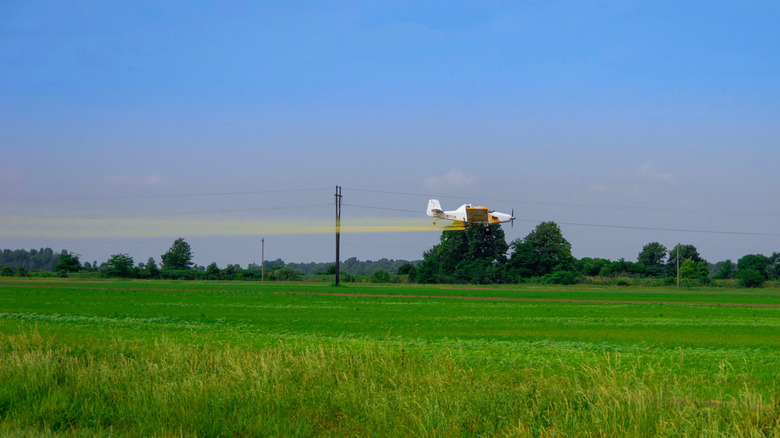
[427, 199, 515, 231]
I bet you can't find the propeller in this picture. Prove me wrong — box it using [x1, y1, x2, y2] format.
[511, 209, 515, 227]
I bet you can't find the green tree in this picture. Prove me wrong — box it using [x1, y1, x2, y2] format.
[1, 267, 13, 277]
[206, 262, 221, 280]
[55, 250, 81, 273]
[104, 254, 135, 278]
[576, 257, 611, 277]
[667, 244, 705, 276]
[396, 262, 416, 276]
[370, 269, 391, 283]
[737, 254, 770, 280]
[161, 238, 194, 270]
[145, 257, 160, 279]
[600, 259, 646, 277]
[737, 269, 764, 288]
[416, 225, 508, 284]
[223, 264, 238, 280]
[679, 259, 709, 280]
[637, 242, 667, 276]
[273, 266, 300, 281]
[769, 252, 780, 280]
[508, 221, 573, 279]
[712, 260, 735, 280]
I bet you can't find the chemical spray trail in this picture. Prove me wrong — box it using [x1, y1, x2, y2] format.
[0, 217, 466, 239]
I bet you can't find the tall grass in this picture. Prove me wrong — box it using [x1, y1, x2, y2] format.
[2, 328, 779, 436]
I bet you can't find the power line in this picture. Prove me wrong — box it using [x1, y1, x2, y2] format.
[343, 187, 780, 218]
[0, 203, 332, 221]
[0, 188, 331, 203]
[519, 219, 780, 238]
[343, 202, 780, 238]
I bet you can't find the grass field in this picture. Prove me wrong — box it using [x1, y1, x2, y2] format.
[1, 279, 779, 436]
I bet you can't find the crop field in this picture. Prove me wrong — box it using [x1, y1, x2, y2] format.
[1, 279, 780, 436]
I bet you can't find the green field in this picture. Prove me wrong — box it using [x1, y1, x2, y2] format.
[1, 279, 779, 436]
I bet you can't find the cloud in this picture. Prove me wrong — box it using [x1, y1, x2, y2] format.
[635, 162, 674, 183]
[108, 173, 168, 187]
[422, 168, 478, 190]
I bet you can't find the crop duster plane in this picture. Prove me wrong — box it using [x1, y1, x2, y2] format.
[426, 199, 515, 232]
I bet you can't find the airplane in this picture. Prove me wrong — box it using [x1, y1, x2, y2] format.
[426, 199, 515, 232]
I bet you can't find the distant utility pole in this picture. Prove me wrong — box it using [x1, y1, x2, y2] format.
[676, 243, 680, 288]
[261, 238, 265, 282]
[335, 185, 342, 286]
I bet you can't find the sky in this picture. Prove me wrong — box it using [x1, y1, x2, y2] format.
[1, 1, 779, 268]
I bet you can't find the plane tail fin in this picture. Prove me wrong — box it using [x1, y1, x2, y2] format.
[427, 199, 443, 217]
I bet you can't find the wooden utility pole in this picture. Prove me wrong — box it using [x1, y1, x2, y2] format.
[261, 238, 265, 282]
[335, 186, 342, 286]
[676, 243, 680, 288]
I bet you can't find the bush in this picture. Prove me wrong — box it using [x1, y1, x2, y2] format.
[273, 266, 301, 281]
[737, 269, 764, 288]
[1, 267, 14, 277]
[542, 271, 579, 285]
[369, 269, 391, 283]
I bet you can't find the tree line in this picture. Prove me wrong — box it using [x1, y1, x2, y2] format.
[0, 238, 417, 282]
[410, 222, 780, 288]
[2, 226, 778, 287]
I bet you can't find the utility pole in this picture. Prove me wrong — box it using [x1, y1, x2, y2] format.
[676, 243, 680, 288]
[335, 185, 342, 286]
[261, 238, 265, 282]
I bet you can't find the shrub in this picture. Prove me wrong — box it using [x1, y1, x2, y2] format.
[369, 269, 391, 283]
[543, 271, 579, 285]
[737, 269, 764, 288]
[273, 266, 301, 281]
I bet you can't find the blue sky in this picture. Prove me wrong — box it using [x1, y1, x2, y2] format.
[1, 1, 779, 267]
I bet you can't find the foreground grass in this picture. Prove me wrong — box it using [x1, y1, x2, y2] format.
[1, 280, 780, 436]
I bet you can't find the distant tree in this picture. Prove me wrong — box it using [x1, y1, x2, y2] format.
[223, 264, 238, 279]
[1, 267, 13, 277]
[146, 258, 160, 279]
[273, 266, 300, 281]
[737, 254, 770, 280]
[712, 260, 735, 280]
[576, 257, 610, 277]
[508, 221, 574, 279]
[679, 259, 709, 280]
[55, 250, 81, 273]
[600, 259, 646, 277]
[104, 254, 135, 278]
[737, 269, 764, 288]
[370, 269, 391, 283]
[637, 242, 667, 276]
[417, 225, 509, 284]
[397, 262, 416, 276]
[667, 244, 705, 276]
[161, 238, 193, 270]
[17, 266, 29, 277]
[206, 262, 221, 280]
[769, 252, 780, 280]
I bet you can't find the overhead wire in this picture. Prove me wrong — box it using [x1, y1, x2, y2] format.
[2, 185, 778, 239]
[344, 187, 780, 218]
[0, 188, 331, 203]
[343, 202, 780, 238]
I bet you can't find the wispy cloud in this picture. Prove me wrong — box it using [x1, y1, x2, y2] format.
[635, 162, 674, 183]
[422, 168, 478, 190]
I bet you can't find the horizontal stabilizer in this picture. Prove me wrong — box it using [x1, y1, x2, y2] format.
[427, 199, 443, 217]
